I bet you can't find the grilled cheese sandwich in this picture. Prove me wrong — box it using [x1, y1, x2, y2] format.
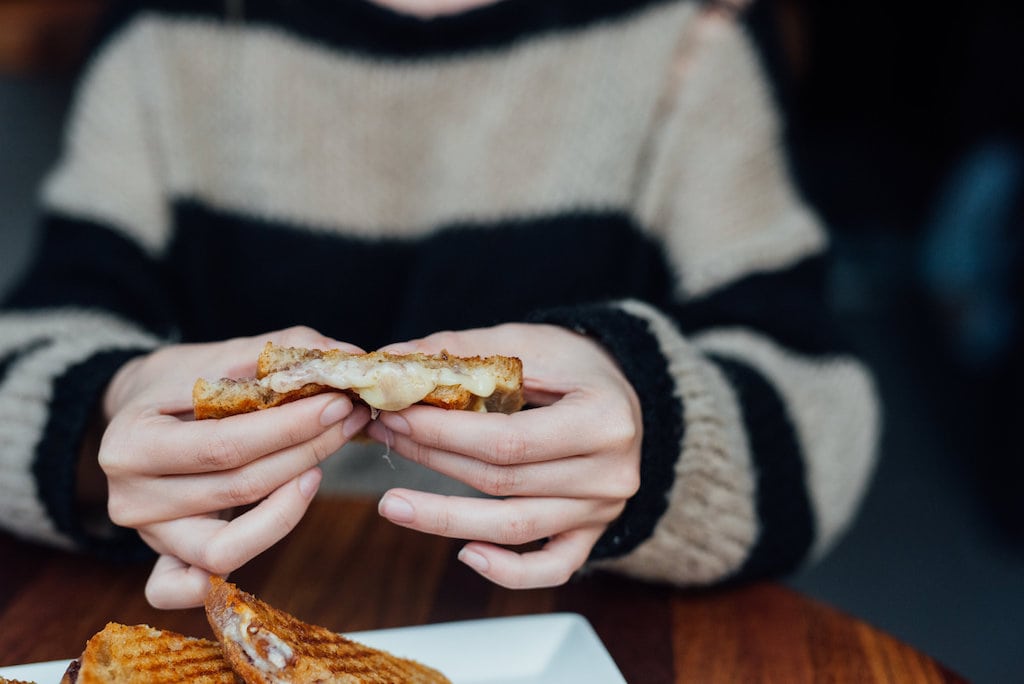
[193, 342, 525, 419]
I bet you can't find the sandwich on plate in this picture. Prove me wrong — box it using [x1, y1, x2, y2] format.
[58, 622, 240, 684]
[50, 578, 450, 683]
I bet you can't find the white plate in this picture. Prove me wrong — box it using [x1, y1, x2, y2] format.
[0, 613, 625, 683]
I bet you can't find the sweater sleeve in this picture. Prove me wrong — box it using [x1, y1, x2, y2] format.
[0, 20, 171, 559]
[533, 17, 880, 586]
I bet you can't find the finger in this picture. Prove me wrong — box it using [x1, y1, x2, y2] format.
[266, 326, 366, 354]
[377, 488, 619, 546]
[373, 398, 631, 466]
[107, 393, 360, 476]
[133, 330, 365, 410]
[144, 554, 215, 609]
[173, 393, 358, 472]
[457, 526, 605, 589]
[365, 424, 638, 499]
[377, 326, 522, 358]
[218, 328, 365, 383]
[142, 468, 322, 576]
[110, 415, 352, 525]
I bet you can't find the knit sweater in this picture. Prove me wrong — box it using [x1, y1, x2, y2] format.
[0, 0, 880, 584]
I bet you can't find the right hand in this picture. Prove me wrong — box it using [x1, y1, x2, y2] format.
[97, 326, 371, 609]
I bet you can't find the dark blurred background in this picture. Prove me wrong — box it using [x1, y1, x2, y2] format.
[1, 1, 1021, 681]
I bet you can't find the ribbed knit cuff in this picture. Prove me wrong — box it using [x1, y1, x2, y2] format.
[528, 302, 683, 560]
[32, 347, 156, 563]
[705, 353, 815, 582]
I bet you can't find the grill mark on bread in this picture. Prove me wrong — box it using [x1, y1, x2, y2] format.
[66, 623, 241, 683]
[205, 577, 451, 683]
[133, 652, 230, 672]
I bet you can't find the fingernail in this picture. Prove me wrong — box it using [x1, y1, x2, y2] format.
[458, 547, 490, 573]
[298, 468, 322, 498]
[379, 412, 410, 435]
[320, 398, 351, 426]
[379, 494, 415, 523]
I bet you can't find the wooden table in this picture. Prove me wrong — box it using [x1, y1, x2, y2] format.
[0, 0, 107, 74]
[0, 495, 965, 683]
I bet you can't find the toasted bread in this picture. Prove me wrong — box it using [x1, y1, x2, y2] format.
[205, 577, 450, 683]
[59, 622, 241, 684]
[0, 677, 38, 684]
[193, 342, 524, 419]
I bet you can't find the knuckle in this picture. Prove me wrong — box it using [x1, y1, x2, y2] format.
[273, 503, 299, 535]
[414, 420, 445, 451]
[97, 440, 127, 476]
[200, 537, 238, 576]
[433, 507, 454, 537]
[106, 494, 136, 527]
[289, 324, 317, 338]
[283, 421, 315, 452]
[549, 561, 576, 586]
[204, 434, 249, 469]
[280, 325, 320, 347]
[499, 512, 538, 545]
[113, 422, 147, 463]
[422, 330, 460, 352]
[190, 444, 226, 470]
[263, 502, 300, 543]
[497, 573, 527, 590]
[491, 430, 529, 466]
[602, 499, 628, 523]
[398, 440, 433, 467]
[602, 412, 639, 450]
[610, 462, 641, 499]
[477, 464, 519, 497]
[223, 473, 269, 507]
[308, 429, 343, 465]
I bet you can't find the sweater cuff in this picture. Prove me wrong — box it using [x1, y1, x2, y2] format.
[32, 347, 155, 563]
[528, 302, 683, 560]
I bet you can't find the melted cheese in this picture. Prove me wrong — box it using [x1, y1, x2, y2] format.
[259, 357, 498, 411]
[225, 604, 294, 683]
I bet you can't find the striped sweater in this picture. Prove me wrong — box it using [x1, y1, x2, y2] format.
[0, 0, 880, 584]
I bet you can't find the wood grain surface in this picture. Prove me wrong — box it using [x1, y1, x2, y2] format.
[0, 495, 967, 683]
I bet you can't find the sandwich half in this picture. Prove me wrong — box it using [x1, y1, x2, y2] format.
[59, 622, 241, 684]
[193, 342, 524, 419]
[205, 577, 450, 684]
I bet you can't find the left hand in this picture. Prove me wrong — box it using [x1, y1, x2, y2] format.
[364, 323, 642, 589]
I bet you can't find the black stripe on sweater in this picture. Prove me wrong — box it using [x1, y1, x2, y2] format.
[167, 200, 674, 351]
[3, 215, 177, 338]
[708, 353, 815, 581]
[33, 348, 154, 562]
[528, 304, 683, 560]
[97, 0, 678, 59]
[672, 255, 850, 357]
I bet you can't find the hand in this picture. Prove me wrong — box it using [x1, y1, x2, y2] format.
[98, 326, 372, 609]
[365, 323, 642, 589]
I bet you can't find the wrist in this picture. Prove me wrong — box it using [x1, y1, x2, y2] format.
[102, 353, 145, 421]
[75, 400, 109, 524]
